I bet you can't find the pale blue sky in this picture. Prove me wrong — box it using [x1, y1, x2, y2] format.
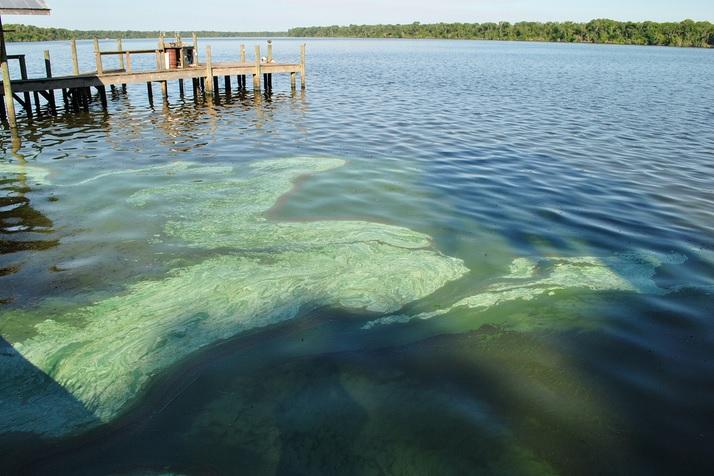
[12, 0, 714, 31]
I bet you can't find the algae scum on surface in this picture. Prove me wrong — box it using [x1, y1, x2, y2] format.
[0, 157, 685, 438]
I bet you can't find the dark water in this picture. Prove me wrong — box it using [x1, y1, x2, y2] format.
[1, 38, 713, 475]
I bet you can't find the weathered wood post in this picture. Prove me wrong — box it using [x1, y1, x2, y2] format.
[146, 82, 154, 106]
[267, 40, 273, 90]
[205, 45, 214, 95]
[44, 50, 56, 114]
[93, 38, 103, 74]
[117, 38, 127, 92]
[240, 44, 246, 89]
[18, 56, 33, 117]
[192, 33, 199, 66]
[98, 86, 108, 110]
[254, 45, 261, 91]
[71, 39, 80, 74]
[157, 37, 168, 99]
[125, 52, 132, 73]
[117, 38, 124, 69]
[0, 15, 17, 128]
[300, 43, 306, 89]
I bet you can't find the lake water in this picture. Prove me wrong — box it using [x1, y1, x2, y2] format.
[1, 38, 713, 475]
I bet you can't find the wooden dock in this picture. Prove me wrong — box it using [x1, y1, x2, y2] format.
[0, 34, 306, 128]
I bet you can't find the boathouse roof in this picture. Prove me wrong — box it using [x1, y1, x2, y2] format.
[0, 0, 50, 15]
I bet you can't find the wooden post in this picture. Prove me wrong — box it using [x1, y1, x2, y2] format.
[224, 75, 231, 92]
[117, 38, 125, 69]
[240, 44, 246, 62]
[44, 50, 57, 114]
[300, 43, 306, 89]
[126, 52, 132, 73]
[290, 72, 296, 90]
[267, 40, 273, 90]
[155, 49, 168, 99]
[0, 15, 16, 128]
[205, 45, 214, 95]
[80, 88, 89, 111]
[192, 33, 199, 66]
[93, 38, 104, 75]
[71, 39, 80, 75]
[254, 45, 261, 91]
[18, 56, 32, 116]
[146, 82, 154, 106]
[98, 86, 108, 110]
[179, 78, 184, 97]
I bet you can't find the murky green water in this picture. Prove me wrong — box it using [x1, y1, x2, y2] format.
[1, 38, 713, 475]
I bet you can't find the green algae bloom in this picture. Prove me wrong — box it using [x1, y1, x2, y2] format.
[0, 156, 689, 440]
[2, 157, 466, 437]
[363, 252, 687, 330]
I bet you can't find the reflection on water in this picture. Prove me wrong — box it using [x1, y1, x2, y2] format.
[0, 138, 58, 304]
[1, 38, 714, 475]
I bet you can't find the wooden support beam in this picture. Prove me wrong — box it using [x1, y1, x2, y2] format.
[33, 90, 41, 116]
[224, 75, 231, 92]
[240, 44, 246, 63]
[267, 40, 273, 62]
[18, 55, 31, 117]
[179, 78, 184, 97]
[44, 49, 56, 114]
[93, 38, 104, 75]
[71, 39, 80, 75]
[290, 71, 296, 90]
[192, 33, 199, 66]
[300, 43, 306, 89]
[254, 45, 261, 91]
[205, 45, 214, 95]
[146, 82, 154, 106]
[117, 38, 125, 69]
[80, 88, 89, 111]
[98, 85, 108, 110]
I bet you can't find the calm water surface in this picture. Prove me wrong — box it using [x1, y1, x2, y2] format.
[1, 38, 713, 475]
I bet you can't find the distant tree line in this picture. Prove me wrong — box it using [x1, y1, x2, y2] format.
[4, 24, 284, 42]
[6, 20, 714, 48]
[288, 20, 714, 48]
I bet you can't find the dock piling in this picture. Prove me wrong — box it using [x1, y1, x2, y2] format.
[98, 86, 108, 110]
[254, 45, 261, 91]
[205, 45, 214, 95]
[18, 56, 32, 117]
[93, 38, 103, 75]
[0, 15, 16, 127]
[300, 43, 306, 89]
[44, 50, 57, 114]
[71, 39, 80, 76]
[147, 82, 154, 106]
